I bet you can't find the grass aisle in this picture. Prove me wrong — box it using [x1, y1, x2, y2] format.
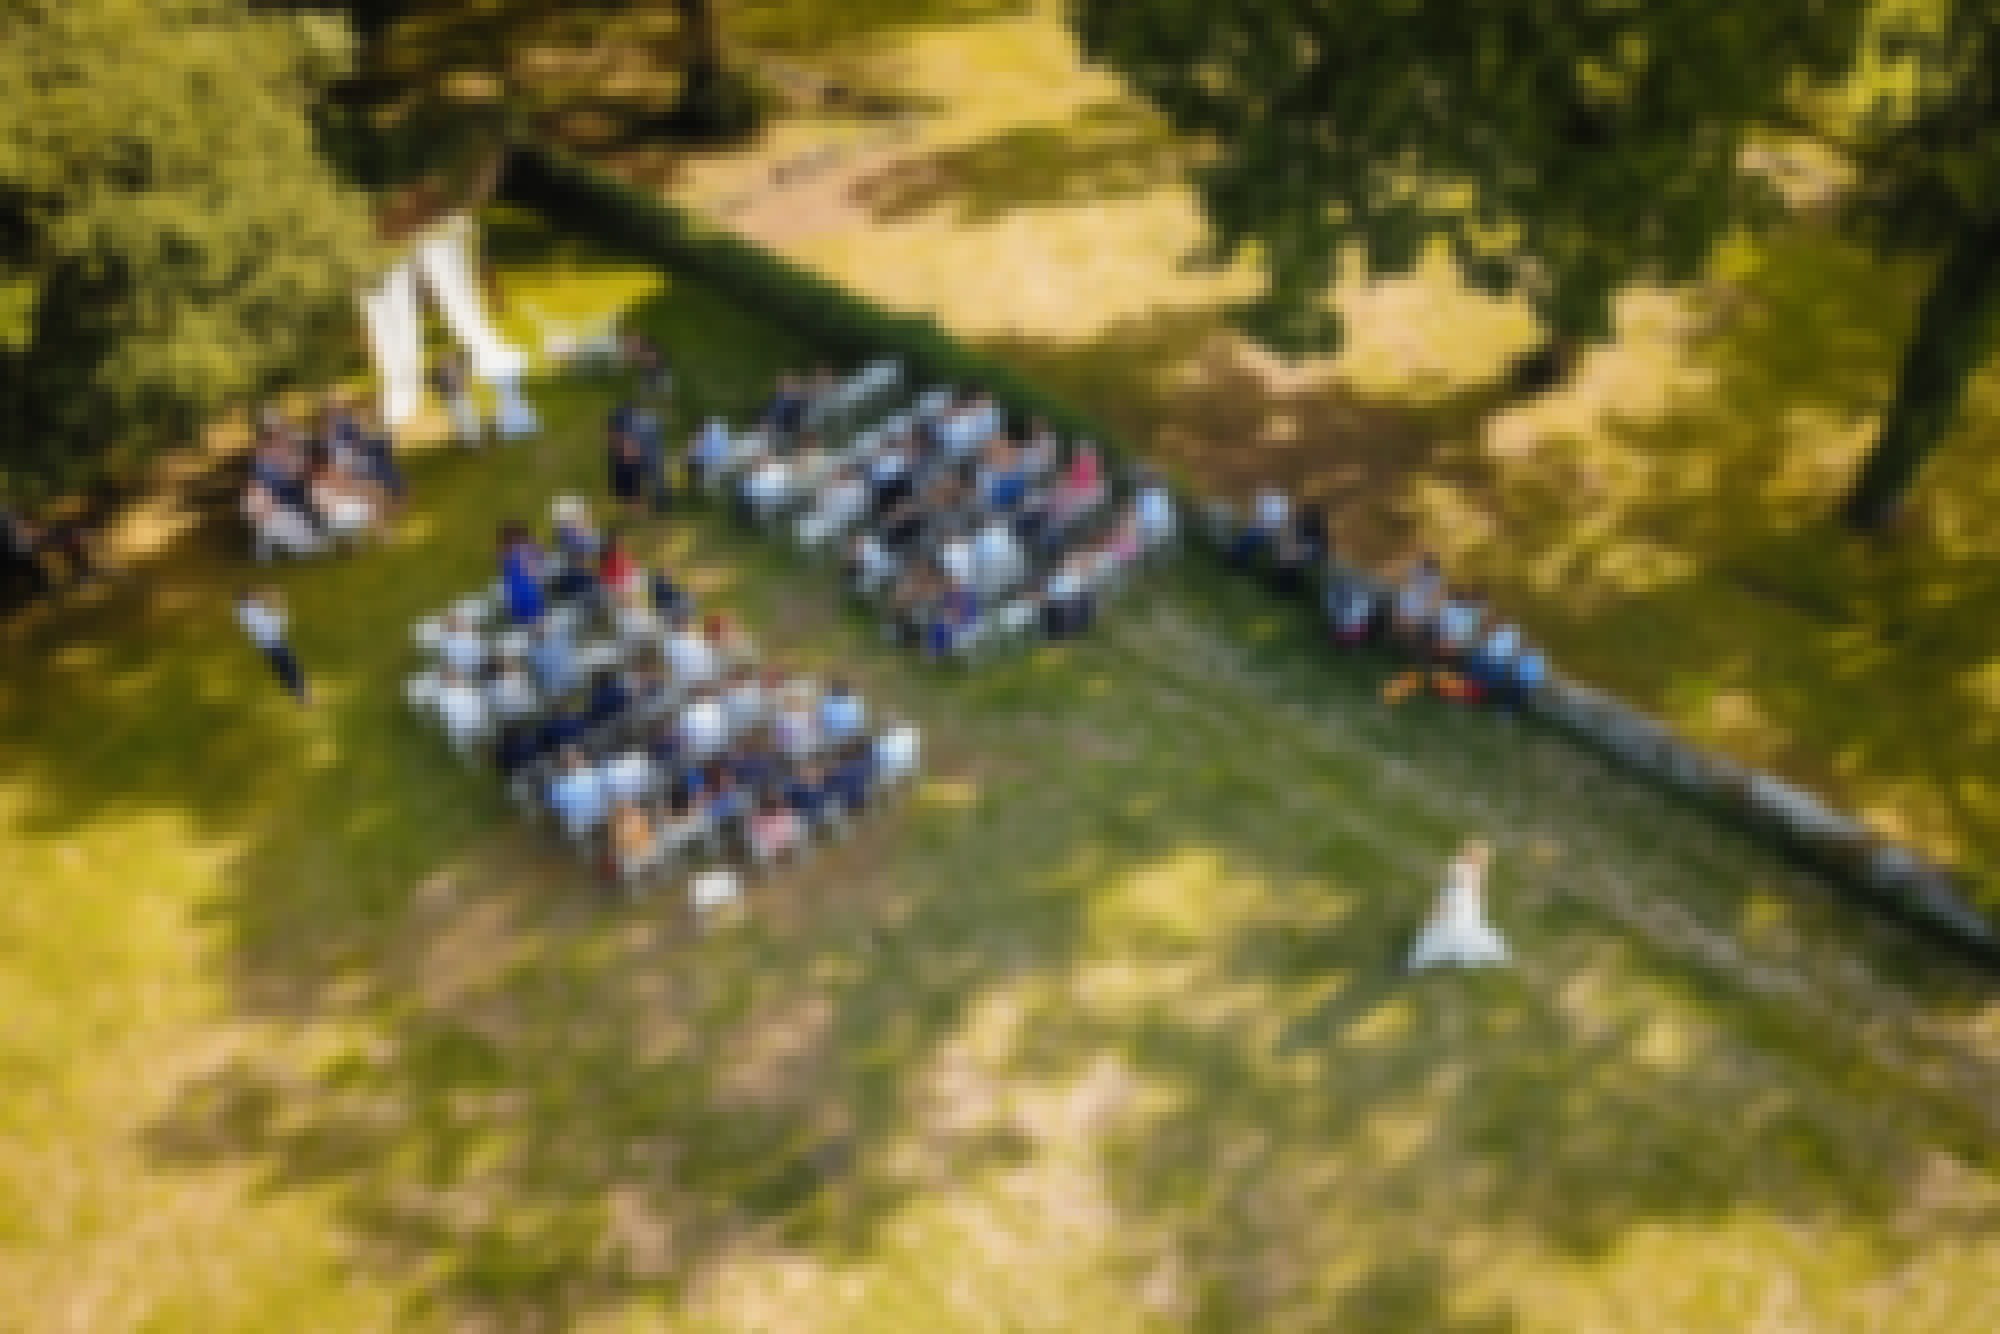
[1, 208, 1997, 1332]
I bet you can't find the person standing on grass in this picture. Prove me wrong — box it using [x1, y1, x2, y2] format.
[237, 586, 309, 705]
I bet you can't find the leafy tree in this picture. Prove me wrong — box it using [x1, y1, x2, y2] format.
[1, 0, 378, 497]
[1072, 0, 1997, 529]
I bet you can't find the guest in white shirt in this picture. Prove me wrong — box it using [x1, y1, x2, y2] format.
[666, 621, 718, 687]
[546, 748, 609, 839]
[486, 657, 540, 721]
[937, 531, 976, 588]
[846, 531, 898, 594]
[737, 455, 792, 524]
[1393, 553, 1444, 647]
[1135, 478, 1176, 551]
[971, 517, 1022, 594]
[678, 687, 729, 759]
[722, 668, 766, 734]
[1432, 587, 1485, 661]
[236, 585, 308, 703]
[438, 611, 488, 678]
[436, 669, 491, 752]
[818, 678, 865, 745]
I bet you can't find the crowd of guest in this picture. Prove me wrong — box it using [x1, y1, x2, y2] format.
[679, 364, 1178, 661]
[241, 398, 404, 560]
[409, 492, 919, 893]
[1229, 484, 1549, 713]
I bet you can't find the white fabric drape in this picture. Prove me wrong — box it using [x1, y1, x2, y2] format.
[412, 214, 524, 382]
[360, 262, 425, 428]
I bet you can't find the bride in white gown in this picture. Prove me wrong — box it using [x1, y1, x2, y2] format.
[1407, 840, 1509, 971]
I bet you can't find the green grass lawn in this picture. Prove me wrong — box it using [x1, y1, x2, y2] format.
[3, 206, 1999, 1332]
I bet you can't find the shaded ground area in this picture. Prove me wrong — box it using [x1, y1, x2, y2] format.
[658, 1, 2000, 902]
[2, 205, 1999, 1331]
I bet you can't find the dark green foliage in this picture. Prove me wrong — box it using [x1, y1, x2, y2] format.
[1070, 0, 1869, 354]
[0, 0, 378, 498]
[1068, 0, 2000, 525]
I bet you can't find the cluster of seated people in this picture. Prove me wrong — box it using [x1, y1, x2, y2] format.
[241, 397, 403, 560]
[1229, 486, 1550, 713]
[407, 494, 920, 896]
[691, 367, 1178, 660]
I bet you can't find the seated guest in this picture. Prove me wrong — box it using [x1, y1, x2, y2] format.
[688, 418, 733, 488]
[486, 655, 541, 722]
[243, 481, 325, 560]
[824, 739, 875, 814]
[790, 433, 836, 491]
[747, 796, 805, 867]
[736, 453, 792, 526]
[816, 467, 870, 531]
[1040, 554, 1094, 640]
[1327, 579, 1384, 647]
[867, 439, 915, 513]
[785, 759, 835, 828]
[703, 765, 750, 836]
[878, 495, 928, 553]
[845, 531, 899, 595]
[625, 656, 673, 716]
[732, 735, 783, 791]
[551, 495, 603, 565]
[937, 530, 976, 589]
[308, 457, 381, 541]
[499, 522, 548, 625]
[1231, 485, 1290, 566]
[1392, 553, 1445, 649]
[252, 432, 311, 513]
[773, 693, 818, 761]
[438, 610, 488, 679]
[818, 678, 865, 746]
[666, 619, 718, 688]
[529, 620, 579, 697]
[759, 371, 808, 436]
[539, 703, 590, 754]
[493, 722, 540, 779]
[1135, 474, 1176, 551]
[1049, 443, 1105, 524]
[546, 747, 609, 839]
[677, 686, 730, 759]
[609, 800, 657, 871]
[649, 567, 694, 623]
[926, 579, 979, 661]
[597, 530, 641, 599]
[875, 722, 921, 787]
[585, 667, 631, 727]
[656, 790, 710, 858]
[1019, 419, 1058, 479]
[705, 611, 756, 671]
[1273, 503, 1330, 595]
[722, 667, 767, 735]
[971, 516, 1023, 595]
[1468, 615, 1522, 704]
[1431, 587, 1485, 662]
[612, 582, 663, 644]
[435, 669, 491, 752]
[602, 748, 655, 805]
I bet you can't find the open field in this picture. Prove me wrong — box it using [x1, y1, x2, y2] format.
[630, 2, 2000, 902]
[1, 207, 1998, 1331]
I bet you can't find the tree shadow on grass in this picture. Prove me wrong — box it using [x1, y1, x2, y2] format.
[7, 216, 2000, 1328]
[847, 98, 1188, 224]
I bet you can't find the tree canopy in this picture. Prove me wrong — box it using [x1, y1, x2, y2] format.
[1071, 0, 1998, 527]
[1, 0, 378, 496]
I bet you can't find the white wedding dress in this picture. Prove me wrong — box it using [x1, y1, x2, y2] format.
[1407, 858, 1510, 971]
